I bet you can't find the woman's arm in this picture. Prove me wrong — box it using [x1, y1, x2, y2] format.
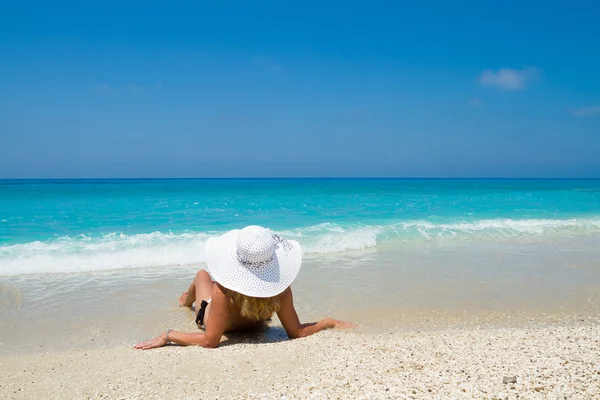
[135, 286, 229, 350]
[276, 287, 356, 339]
[134, 330, 219, 349]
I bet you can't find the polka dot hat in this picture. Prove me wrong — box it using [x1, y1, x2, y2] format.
[206, 225, 303, 298]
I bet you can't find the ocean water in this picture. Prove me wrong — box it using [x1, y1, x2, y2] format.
[2, 178, 600, 354]
[1, 178, 600, 276]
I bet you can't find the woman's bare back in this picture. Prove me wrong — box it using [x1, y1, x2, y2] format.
[206, 283, 267, 332]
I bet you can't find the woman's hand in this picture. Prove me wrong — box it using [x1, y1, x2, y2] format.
[325, 318, 358, 329]
[134, 332, 168, 350]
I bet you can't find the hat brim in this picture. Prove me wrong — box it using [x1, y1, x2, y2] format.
[206, 230, 302, 298]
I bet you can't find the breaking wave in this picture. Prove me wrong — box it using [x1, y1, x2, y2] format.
[2, 217, 600, 275]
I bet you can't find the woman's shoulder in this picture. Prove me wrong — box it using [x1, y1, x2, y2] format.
[213, 282, 227, 297]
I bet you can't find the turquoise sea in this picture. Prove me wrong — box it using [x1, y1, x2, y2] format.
[2, 178, 600, 354]
[1, 178, 600, 276]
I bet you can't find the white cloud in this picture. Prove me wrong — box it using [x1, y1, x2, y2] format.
[468, 97, 483, 107]
[93, 82, 119, 95]
[479, 67, 540, 90]
[571, 105, 600, 117]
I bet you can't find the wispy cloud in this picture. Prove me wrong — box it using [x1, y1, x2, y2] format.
[468, 97, 483, 108]
[92, 81, 162, 96]
[479, 67, 540, 90]
[253, 57, 284, 73]
[93, 82, 119, 95]
[571, 105, 600, 117]
[125, 84, 145, 95]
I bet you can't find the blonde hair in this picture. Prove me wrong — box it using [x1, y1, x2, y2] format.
[221, 287, 283, 321]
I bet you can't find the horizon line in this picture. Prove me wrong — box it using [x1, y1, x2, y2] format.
[1, 177, 599, 181]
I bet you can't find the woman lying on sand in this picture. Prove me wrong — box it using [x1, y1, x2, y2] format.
[135, 225, 355, 349]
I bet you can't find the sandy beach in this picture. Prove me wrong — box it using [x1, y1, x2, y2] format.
[2, 317, 600, 399]
[2, 240, 600, 399]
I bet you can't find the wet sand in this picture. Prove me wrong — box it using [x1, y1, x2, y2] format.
[2, 236, 600, 354]
[1, 237, 600, 398]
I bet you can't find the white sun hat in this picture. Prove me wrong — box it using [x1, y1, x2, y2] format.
[206, 225, 303, 298]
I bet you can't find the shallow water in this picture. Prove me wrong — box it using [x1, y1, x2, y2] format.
[2, 233, 599, 355]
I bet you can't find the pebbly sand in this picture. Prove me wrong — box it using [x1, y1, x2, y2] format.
[2, 239, 600, 399]
[1, 319, 599, 399]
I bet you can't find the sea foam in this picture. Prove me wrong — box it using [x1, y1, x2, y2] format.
[1, 218, 600, 276]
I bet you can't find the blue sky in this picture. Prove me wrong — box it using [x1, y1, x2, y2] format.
[1, 1, 599, 178]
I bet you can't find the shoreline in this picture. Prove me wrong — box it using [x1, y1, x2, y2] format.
[2, 240, 599, 397]
[2, 318, 599, 399]
[2, 236, 600, 355]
